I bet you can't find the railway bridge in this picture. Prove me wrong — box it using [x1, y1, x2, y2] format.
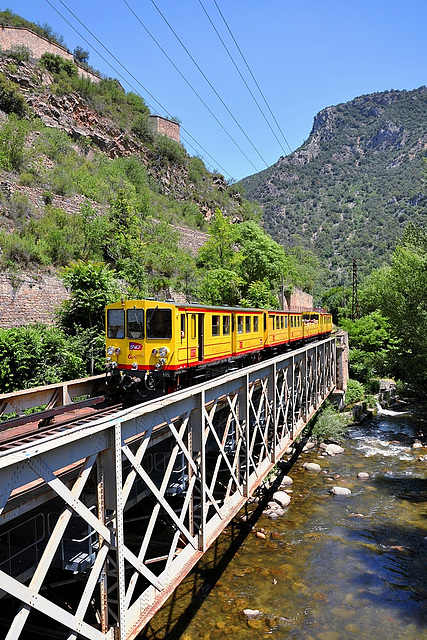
[0, 334, 345, 640]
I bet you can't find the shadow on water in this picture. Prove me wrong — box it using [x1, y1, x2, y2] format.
[139, 442, 308, 640]
[373, 474, 427, 505]
[345, 519, 427, 628]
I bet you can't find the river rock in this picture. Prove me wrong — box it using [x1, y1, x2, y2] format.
[412, 442, 423, 449]
[269, 512, 279, 520]
[357, 472, 370, 479]
[325, 443, 345, 456]
[242, 608, 261, 619]
[330, 486, 352, 496]
[280, 475, 294, 486]
[303, 462, 321, 472]
[273, 491, 291, 507]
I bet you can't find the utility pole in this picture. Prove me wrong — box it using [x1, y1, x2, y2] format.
[352, 259, 359, 320]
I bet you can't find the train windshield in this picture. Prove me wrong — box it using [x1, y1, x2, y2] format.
[127, 308, 144, 339]
[146, 308, 172, 339]
[107, 309, 125, 339]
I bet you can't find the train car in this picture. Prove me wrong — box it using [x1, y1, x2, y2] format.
[105, 299, 332, 398]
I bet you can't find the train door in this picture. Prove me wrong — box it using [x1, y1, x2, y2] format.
[198, 313, 205, 361]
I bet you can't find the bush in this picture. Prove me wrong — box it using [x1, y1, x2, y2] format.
[310, 405, 350, 443]
[40, 52, 78, 79]
[6, 45, 30, 63]
[0, 73, 28, 118]
[345, 379, 366, 406]
[155, 135, 186, 165]
[0, 325, 88, 393]
[0, 114, 28, 169]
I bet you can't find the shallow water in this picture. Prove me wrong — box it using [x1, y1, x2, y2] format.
[142, 402, 427, 640]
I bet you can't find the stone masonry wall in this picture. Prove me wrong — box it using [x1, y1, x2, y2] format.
[285, 287, 313, 311]
[149, 115, 180, 142]
[0, 271, 69, 328]
[0, 26, 101, 83]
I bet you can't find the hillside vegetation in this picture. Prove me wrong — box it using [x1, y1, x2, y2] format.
[241, 87, 427, 282]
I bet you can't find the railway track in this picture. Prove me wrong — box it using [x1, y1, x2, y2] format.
[0, 397, 123, 450]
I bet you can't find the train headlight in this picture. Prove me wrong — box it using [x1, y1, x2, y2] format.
[152, 348, 158, 356]
[107, 346, 115, 356]
[115, 347, 121, 355]
[159, 347, 168, 357]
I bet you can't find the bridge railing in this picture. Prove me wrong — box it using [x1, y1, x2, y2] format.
[0, 374, 106, 417]
[0, 336, 336, 640]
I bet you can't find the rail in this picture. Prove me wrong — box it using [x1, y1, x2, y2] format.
[0, 336, 336, 640]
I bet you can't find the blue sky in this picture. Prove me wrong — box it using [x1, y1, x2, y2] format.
[6, 0, 427, 180]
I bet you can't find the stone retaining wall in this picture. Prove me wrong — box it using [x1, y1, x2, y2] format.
[0, 271, 69, 328]
[0, 26, 101, 83]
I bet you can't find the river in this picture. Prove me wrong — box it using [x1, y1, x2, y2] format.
[141, 399, 427, 640]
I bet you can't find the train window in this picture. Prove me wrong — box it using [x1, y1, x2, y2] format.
[191, 314, 196, 339]
[298, 316, 301, 327]
[127, 308, 144, 339]
[146, 308, 172, 339]
[276, 316, 280, 330]
[223, 315, 230, 335]
[280, 316, 284, 329]
[245, 316, 251, 333]
[154, 452, 167, 471]
[285, 316, 288, 328]
[142, 453, 153, 474]
[212, 315, 220, 336]
[107, 309, 125, 339]
[254, 316, 259, 332]
[290, 316, 294, 328]
[237, 316, 243, 334]
[180, 314, 186, 338]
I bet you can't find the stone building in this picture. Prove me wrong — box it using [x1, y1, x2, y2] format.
[149, 115, 180, 142]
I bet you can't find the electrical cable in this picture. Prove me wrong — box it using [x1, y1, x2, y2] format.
[197, 0, 288, 157]
[121, 0, 259, 173]
[139, 0, 269, 168]
[213, 0, 293, 155]
[44, 0, 232, 177]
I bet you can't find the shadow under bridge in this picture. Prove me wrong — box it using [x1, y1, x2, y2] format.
[0, 336, 336, 640]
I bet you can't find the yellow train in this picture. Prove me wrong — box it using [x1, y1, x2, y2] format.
[105, 299, 333, 397]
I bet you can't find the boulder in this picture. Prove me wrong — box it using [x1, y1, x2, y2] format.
[325, 443, 345, 456]
[303, 462, 321, 472]
[273, 491, 291, 507]
[330, 486, 352, 496]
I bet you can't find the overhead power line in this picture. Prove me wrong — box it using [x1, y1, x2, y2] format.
[44, 0, 232, 177]
[121, 0, 259, 173]
[197, 0, 288, 157]
[212, 0, 293, 155]
[139, 0, 269, 169]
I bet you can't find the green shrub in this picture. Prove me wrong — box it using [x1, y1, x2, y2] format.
[7, 45, 30, 62]
[155, 135, 186, 165]
[0, 114, 28, 169]
[132, 114, 155, 143]
[0, 75, 27, 117]
[345, 379, 366, 406]
[40, 52, 78, 79]
[310, 405, 350, 443]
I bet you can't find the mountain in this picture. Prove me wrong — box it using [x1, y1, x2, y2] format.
[240, 87, 427, 283]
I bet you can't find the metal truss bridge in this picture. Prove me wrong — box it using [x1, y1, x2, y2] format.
[0, 336, 339, 640]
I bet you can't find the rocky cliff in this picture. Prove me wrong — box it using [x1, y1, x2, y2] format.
[241, 87, 427, 280]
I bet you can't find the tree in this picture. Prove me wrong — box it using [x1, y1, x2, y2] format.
[197, 209, 237, 271]
[361, 224, 427, 383]
[73, 46, 89, 64]
[197, 268, 243, 306]
[57, 261, 123, 333]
